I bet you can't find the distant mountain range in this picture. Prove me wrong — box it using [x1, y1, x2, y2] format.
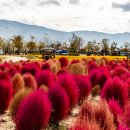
[0, 19, 130, 47]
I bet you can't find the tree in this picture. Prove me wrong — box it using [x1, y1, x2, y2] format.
[11, 35, 23, 55]
[69, 33, 83, 55]
[27, 36, 36, 54]
[101, 39, 109, 55]
[111, 42, 117, 55]
[123, 42, 130, 50]
[0, 37, 4, 48]
[38, 42, 46, 52]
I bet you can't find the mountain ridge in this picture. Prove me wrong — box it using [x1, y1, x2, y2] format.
[0, 19, 130, 46]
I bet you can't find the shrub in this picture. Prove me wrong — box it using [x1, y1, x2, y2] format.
[101, 77, 128, 107]
[91, 85, 100, 97]
[16, 90, 51, 130]
[80, 100, 116, 130]
[69, 62, 87, 75]
[35, 70, 55, 88]
[118, 124, 129, 130]
[111, 66, 127, 78]
[48, 85, 69, 123]
[0, 81, 13, 113]
[89, 69, 100, 87]
[50, 63, 59, 74]
[58, 57, 68, 68]
[57, 68, 68, 76]
[73, 75, 91, 102]
[9, 88, 32, 118]
[98, 71, 110, 89]
[125, 78, 130, 98]
[39, 85, 49, 93]
[8, 67, 18, 77]
[12, 73, 24, 95]
[0, 71, 11, 81]
[41, 62, 50, 70]
[121, 102, 130, 128]
[70, 59, 81, 65]
[21, 63, 39, 76]
[23, 73, 37, 90]
[87, 61, 98, 72]
[57, 74, 79, 108]
[69, 119, 100, 130]
[108, 99, 123, 125]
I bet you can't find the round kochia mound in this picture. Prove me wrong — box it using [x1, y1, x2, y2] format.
[16, 90, 51, 130]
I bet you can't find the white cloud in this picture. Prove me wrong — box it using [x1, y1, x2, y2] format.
[0, 0, 130, 33]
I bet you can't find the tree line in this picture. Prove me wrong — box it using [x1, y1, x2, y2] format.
[0, 34, 130, 55]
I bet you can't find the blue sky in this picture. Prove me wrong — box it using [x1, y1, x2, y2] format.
[0, 0, 130, 33]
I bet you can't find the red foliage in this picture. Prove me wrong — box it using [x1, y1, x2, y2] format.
[48, 85, 69, 122]
[87, 61, 98, 72]
[23, 73, 37, 90]
[118, 124, 129, 130]
[0, 81, 13, 112]
[35, 70, 55, 88]
[56, 74, 79, 108]
[89, 69, 100, 87]
[111, 66, 127, 78]
[58, 57, 68, 68]
[98, 71, 110, 89]
[125, 78, 130, 98]
[21, 63, 39, 76]
[101, 77, 128, 107]
[73, 75, 91, 101]
[57, 68, 68, 76]
[79, 100, 116, 130]
[70, 59, 81, 65]
[108, 99, 123, 125]
[121, 103, 130, 128]
[0, 71, 11, 81]
[8, 67, 18, 77]
[41, 62, 50, 70]
[16, 90, 51, 130]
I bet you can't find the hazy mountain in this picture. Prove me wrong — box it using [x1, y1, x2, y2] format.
[0, 19, 130, 47]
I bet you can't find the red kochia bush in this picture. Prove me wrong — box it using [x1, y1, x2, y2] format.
[98, 71, 110, 89]
[21, 63, 39, 76]
[16, 90, 51, 130]
[48, 85, 69, 123]
[8, 67, 18, 77]
[111, 66, 127, 78]
[89, 69, 100, 87]
[79, 100, 116, 130]
[0, 81, 13, 113]
[118, 124, 129, 130]
[41, 62, 50, 70]
[101, 77, 128, 107]
[0, 71, 11, 81]
[23, 73, 37, 90]
[58, 57, 68, 68]
[57, 68, 68, 76]
[122, 103, 130, 128]
[56, 74, 79, 108]
[73, 75, 91, 102]
[108, 99, 123, 125]
[35, 70, 55, 88]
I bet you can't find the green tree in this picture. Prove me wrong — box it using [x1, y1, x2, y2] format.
[38, 42, 46, 52]
[27, 36, 36, 54]
[0, 37, 4, 48]
[101, 39, 109, 55]
[69, 33, 83, 55]
[11, 35, 23, 55]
